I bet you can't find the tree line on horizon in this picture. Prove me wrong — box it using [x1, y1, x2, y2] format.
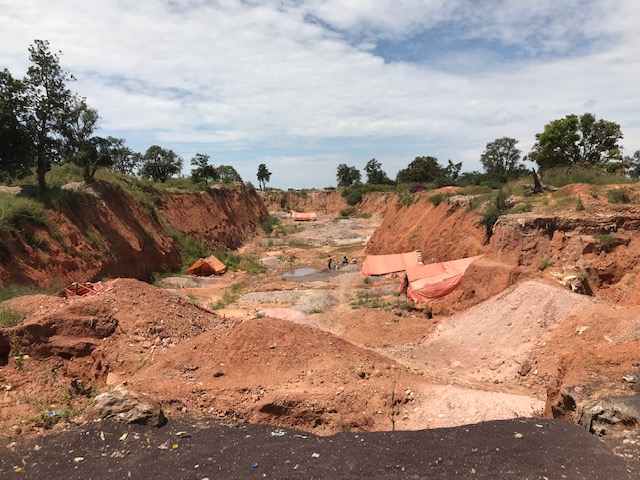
[2, 40, 640, 195]
[0, 40, 249, 192]
[336, 117, 640, 190]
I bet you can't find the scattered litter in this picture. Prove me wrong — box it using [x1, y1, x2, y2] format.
[251, 462, 259, 468]
[311, 452, 320, 458]
[576, 325, 589, 335]
[14, 466, 22, 473]
[158, 442, 169, 450]
[623, 374, 638, 384]
[270, 430, 286, 437]
[514, 433, 524, 439]
[293, 434, 308, 439]
[172, 443, 179, 449]
[100, 431, 105, 441]
[119, 433, 128, 441]
[44, 409, 61, 417]
[73, 457, 84, 463]
[176, 431, 191, 438]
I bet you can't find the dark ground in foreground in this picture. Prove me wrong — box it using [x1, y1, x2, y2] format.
[0, 417, 634, 479]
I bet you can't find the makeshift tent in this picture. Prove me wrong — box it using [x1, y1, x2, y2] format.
[290, 210, 317, 221]
[361, 251, 421, 276]
[187, 255, 227, 276]
[405, 255, 483, 303]
[62, 280, 117, 299]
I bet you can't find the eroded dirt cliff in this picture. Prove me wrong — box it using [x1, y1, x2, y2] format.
[259, 189, 394, 217]
[0, 182, 267, 287]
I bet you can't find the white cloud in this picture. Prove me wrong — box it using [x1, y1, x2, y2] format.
[0, 0, 638, 189]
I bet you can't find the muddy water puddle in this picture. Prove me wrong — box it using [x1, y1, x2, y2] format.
[282, 267, 318, 277]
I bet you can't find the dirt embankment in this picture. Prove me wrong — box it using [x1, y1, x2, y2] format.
[259, 189, 394, 217]
[365, 193, 488, 262]
[0, 182, 267, 287]
[160, 186, 269, 250]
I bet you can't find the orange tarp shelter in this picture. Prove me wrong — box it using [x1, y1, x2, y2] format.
[290, 210, 317, 221]
[187, 255, 227, 276]
[405, 255, 483, 303]
[361, 251, 421, 276]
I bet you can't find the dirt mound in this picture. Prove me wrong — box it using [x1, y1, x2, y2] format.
[0, 279, 233, 434]
[129, 316, 415, 433]
[412, 280, 598, 385]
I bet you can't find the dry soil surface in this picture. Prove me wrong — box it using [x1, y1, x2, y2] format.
[1, 210, 639, 478]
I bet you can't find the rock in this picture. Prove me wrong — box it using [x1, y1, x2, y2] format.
[488, 359, 504, 371]
[578, 395, 640, 436]
[518, 359, 532, 377]
[93, 385, 167, 427]
[623, 374, 638, 384]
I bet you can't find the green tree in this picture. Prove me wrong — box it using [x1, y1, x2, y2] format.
[336, 164, 361, 187]
[257, 163, 272, 190]
[395, 156, 443, 184]
[528, 113, 623, 170]
[24, 39, 80, 191]
[216, 165, 242, 184]
[139, 145, 183, 182]
[442, 159, 462, 185]
[190, 153, 218, 185]
[480, 137, 525, 182]
[107, 137, 141, 175]
[364, 158, 392, 184]
[625, 150, 640, 179]
[64, 100, 106, 182]
[0, 69, 32, 182]
[73, 136, 115, 182]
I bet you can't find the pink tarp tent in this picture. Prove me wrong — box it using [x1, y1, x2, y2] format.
[405, 255, 483, 303]
[361, 251, 421, 276]
[290, 210, 317, 221]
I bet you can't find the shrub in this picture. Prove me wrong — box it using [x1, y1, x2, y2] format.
[260, 215, 280, 235]
[428, 193, 445, 206]
[607, 187, 632, 204]
[595, 233, 615, 252]
[340, 207, 356, 217]
[344, 189, 363, 206]
[575, 197, 585, 211]
[51, 230, 66, 245]
[84, 229, 104, 249]
[396, 192, 414, 208]
[0, 283, 53, 302]
[0, 194, 48, 231]
[539, 258, 555, 271]
[210, 283, 243, 309]
[510, 203, 532, 214]
[27, 235, 48, 250]
[480, 205, 502, 242]
[542, 166, 631, 187]
[170, 229, 213, 271]
[0, 308, 27, 327]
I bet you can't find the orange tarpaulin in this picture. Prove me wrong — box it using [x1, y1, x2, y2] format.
[405, 255, 483, 303]
[187, 255, 227, 276]
[361, 251, 421, 276]
[63, 280, 117, 299]
[290, 210, 317, 221]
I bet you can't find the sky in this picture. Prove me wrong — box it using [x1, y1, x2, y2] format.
[1, 0, 638, 189]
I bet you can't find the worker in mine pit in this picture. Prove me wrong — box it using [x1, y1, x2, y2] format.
[327, 256, 333, 270]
